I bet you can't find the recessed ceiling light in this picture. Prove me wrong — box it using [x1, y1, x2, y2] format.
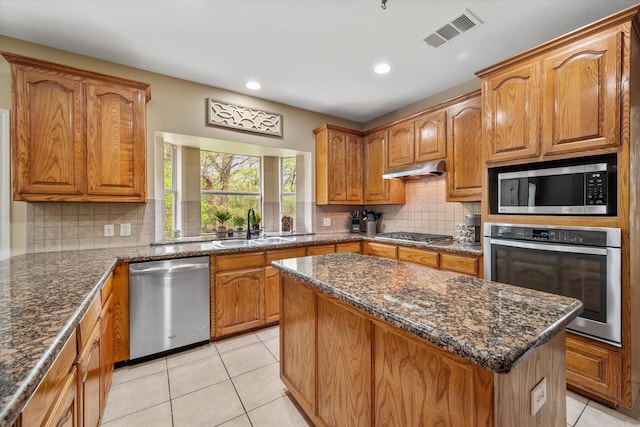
[246, 81, 261, 90]
[374, 63, 391, 74]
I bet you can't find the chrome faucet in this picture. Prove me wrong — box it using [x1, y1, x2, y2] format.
[247, 209, 256, 239]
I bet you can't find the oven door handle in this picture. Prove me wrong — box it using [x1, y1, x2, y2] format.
[486, 238, 608, 256]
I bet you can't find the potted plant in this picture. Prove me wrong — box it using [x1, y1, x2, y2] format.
[214, 210, 232, 237]
[232, 215, 246, 231]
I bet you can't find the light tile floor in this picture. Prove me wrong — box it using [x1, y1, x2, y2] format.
[102, 325, 640, 427]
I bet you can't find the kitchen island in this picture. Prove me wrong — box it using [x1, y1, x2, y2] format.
[272, 252, 583, 427]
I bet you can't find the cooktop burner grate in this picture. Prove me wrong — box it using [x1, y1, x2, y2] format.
[375, 232, 453, 243]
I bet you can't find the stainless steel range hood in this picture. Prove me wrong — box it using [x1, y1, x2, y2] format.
[382, 160, 446, 179]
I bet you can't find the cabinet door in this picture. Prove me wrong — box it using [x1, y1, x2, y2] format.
[280, 275, 316, 416]
[317, 295, 371, 427]
[388, 121, 415, 168]
[440, 253, 481, 277]
[541, 28, 621, 155]
[111, 263, 129, 363]
[363, 242, 397, 259]
[264, 266, 280, 323]
[86, 80, 147, 201]
[12, 66, 85, 199]
[483, 60, 541, 162]
[79, 322, 101, 427]
[307, 244, 335, 256]
[364, 131, 405, 204]
[43, 367, 79, 427]
[327, 129, 348, 202]
[215, 267, 265, 336]
[414, 110, 446, 162]
[446, 96, 483, 201]
[345, 132, 364, 203]
[100, 293, 115, 410]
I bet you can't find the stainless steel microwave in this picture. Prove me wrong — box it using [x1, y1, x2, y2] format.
[496, 160, 616, 215]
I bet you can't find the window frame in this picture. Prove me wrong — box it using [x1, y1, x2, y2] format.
[164, 142, 177, 238]
[280, 156, 296, 230]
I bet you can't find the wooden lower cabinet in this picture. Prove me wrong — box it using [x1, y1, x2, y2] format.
[317, 296, 371, 426]
[111, 262, 129, 363]
[214, 267, 265, 336]
[264, 266, 280, 324]
[307, 244, 335, 255]
[99, 293, 115, 410]
[78, 320, 101, 427]
[336, 241, 362, 253]
[362, 241, 397, 259]
[281, 272, 568, 427]
[566, 333, 621, 403]
[397, 246, 439, 268]
[440, 252, 482, 277]
[280, 276, 316, 416]
[43, 367, 79, 427]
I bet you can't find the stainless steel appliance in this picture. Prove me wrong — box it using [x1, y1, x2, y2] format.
[489, 155, 616, 215]
[375, 232, 452, 243]
[129, 256, 210, 360]
[484, 223, 621, 346]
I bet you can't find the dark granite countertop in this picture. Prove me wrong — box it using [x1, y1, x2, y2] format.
[0, 232, 480, 426]
[272, 252, 583, 374]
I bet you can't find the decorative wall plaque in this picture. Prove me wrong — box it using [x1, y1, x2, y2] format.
[207, 98, 282, 136]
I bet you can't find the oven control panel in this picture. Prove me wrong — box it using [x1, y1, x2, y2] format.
[489, 225, 609, 247]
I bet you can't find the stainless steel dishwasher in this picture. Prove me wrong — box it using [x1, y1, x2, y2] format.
[129, 256, 210, 360]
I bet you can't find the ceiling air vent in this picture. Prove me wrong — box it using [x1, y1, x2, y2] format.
[423, 9, 483, 48]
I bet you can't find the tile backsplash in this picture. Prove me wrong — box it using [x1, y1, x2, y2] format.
[26, 200, 156, 253]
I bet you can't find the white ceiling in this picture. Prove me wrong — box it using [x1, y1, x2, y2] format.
[0, 0, 637, 123]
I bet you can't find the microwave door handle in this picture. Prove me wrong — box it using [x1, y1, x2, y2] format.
[488, 238, 608, 256]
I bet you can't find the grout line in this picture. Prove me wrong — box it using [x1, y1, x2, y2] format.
[572, 399, 590, 427]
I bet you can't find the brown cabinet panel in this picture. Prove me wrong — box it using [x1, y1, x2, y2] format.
[440, 253, 481, 277]
[317, 296, 371, 427]
[363, 241, 397, 259]
[100, 293, 115, 410]
[280, 275, 316, 415]
[111, 263, 129, 363]
[86, 81, 146, 199]
[336, 241, 362, 253]
[397, 247, 439, 268]
[78, 321, 101, 427]
[483, 60, 541, 163]
[265, 247, 306, 264]
[364, 130, 405, 205]
[215, 267, 265, 336]
[42, 367, 78, 427]
[414, 110, 446, 162]
[78, 296, 101, 350]
[12, 66, 85, 199]
[307, 244, 335, 256]
[373, 323, 480, 427]
[216, 251, 265, 271]
[388, 121, 415, 168]
[446, 95, 483, 201]
[566, 333, 621, 403]
[314, 125, 363, 205]
[541, 28, 621, 155]
[264, 266, 280, 323]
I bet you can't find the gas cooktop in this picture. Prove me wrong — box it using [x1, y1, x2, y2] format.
[375, 232, 453, 243]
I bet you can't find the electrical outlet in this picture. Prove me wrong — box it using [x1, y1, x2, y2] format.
[120, 223, 131, 236]
[323, 218, 331, 226]
[104, 224, 115, 237]
[530, 377, 547, 416]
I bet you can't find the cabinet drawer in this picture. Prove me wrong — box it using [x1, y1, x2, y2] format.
[336, 241, 362, 253]
[397, 247, 439, 268]
[216, 252, 265, 271]
[22, 330, 78, 427]
[307, 245, 336, 256]
[265, 247, 307, 264]
[440, 253, 480, 276]
[78, 295, 101, 350]
[363, 242, 397, 259]
[566, 334, 621, 402]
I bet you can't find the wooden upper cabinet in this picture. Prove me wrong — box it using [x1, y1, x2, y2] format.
[446, 94, 482, 201]
[314, 125, 363, 205]
[363, 130, 405, 205]
[12, 66, 86, 197]
[414, 110, 446, 162]
[2, 52, 150, 202]
[541, 28, 621, 155]
[482, 60, 542, 163]
[388, 120, 415, 168]
[86, 80, 147, 199]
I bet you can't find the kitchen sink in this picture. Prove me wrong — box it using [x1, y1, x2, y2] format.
[256, 237, 294, 244]
[211, 239, 262, 248]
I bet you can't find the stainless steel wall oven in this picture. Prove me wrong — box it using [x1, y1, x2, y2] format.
[484, 223, 621, 347]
